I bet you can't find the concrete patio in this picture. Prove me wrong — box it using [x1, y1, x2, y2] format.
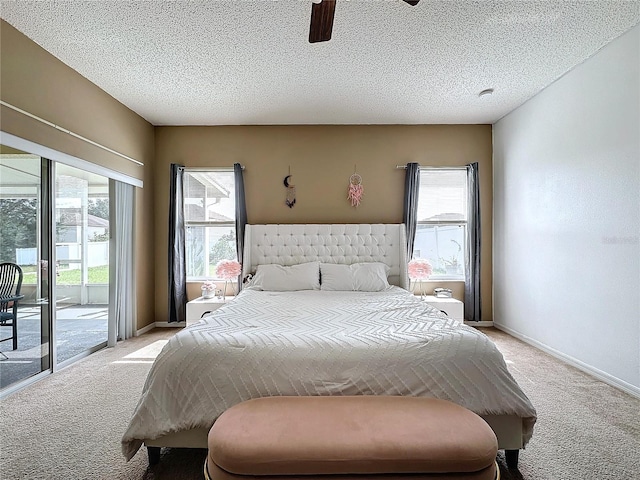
[0, 305, 108, 390]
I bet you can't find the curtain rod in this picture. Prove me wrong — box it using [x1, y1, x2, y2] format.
[395, 165, 469, 170]
[184, 165, 244, 171]
[1, 100, 144, 167]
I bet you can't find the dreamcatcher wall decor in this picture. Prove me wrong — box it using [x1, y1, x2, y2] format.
[284, 167, 296, 208]
[347, 167, 364, 207]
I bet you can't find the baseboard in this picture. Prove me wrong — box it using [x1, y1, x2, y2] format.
[494, 323, 640, 399]
[464, 320, 494, 327]
[135, 323, 156, 336]
[136, 321, 185, 335]
[154, 321, 186, 328]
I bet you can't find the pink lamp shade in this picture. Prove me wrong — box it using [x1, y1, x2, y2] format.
[408, 259, 433, 280]
[215, 260, 242, 280]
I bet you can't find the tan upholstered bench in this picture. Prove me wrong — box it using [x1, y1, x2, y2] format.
[205, 396, 499, 480]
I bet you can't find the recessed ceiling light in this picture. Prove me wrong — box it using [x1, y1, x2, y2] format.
[478, 88, 494, 97]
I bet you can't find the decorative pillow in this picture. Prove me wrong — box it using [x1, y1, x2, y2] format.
[251, 261, 320, 291]
[320, 262, 390, 292]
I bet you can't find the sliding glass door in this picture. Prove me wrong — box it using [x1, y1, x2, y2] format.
[54, 164, 110, 365]
[0, 150, 49, 389]
[1, 146, 114, 391]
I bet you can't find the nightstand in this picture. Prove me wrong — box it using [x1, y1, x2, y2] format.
[422, 295, 464, 323]
[186, 296, 234, 324]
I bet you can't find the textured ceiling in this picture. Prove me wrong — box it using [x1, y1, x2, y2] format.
[1, 0, 638, 125]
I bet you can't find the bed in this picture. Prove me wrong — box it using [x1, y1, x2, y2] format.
[122, 224, 536, 467]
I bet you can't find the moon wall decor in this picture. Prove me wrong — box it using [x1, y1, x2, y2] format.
[284, 174, 296, 208]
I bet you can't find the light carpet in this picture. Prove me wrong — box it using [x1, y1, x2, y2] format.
[1, 327, 638, 479]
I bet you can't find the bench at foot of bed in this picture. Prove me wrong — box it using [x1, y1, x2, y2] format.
[143, 420, 522, 470]
[147, 446, 520, 471]
[205, 396, 501, 479]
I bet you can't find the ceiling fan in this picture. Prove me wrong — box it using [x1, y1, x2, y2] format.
[309, 0, 420, 43]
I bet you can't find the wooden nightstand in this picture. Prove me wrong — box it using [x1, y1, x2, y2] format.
[186, 296, 234, 324]
[422, 295, 464, 323]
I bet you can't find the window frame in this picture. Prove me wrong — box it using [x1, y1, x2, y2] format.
[183, 168, 237, 281]
[415, 167, 468, 282]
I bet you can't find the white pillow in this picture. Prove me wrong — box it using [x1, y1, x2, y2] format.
[320, 263, 390, 292]
[252, 262, 320, 291]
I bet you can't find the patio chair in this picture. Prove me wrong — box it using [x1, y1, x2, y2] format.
[0, 263, 24, 351]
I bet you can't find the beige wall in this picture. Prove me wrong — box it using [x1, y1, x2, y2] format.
[155, 125, 493, 321]
[1, 18, 494, 325]
[1, 20, 157, 329]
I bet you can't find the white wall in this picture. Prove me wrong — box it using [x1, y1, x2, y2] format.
[493, 25, 639, 396]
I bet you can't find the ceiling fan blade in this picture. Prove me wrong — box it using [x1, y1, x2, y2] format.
[403, 0, 420, 5]
[309, 0, 336, 43]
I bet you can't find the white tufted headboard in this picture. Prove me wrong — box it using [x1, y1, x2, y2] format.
[243, 224, 409, 289]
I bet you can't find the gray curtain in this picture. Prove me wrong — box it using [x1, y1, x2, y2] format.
[464, 162, 481, 321]
[168, 163, 186, 323]
[402, 162, 420, 259]
[234, 163, 247, 291]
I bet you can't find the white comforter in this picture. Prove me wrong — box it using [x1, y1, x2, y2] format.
[122, 287, 536, 459]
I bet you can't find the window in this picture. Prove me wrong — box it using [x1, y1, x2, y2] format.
[413, 169, 467, 280]
[184, 170, 236, 280]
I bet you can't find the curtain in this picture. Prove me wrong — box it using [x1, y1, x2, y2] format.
[464, 162, 481, 321]
[402, 162, 420, 259]
[113, 181, 135, 340]
[234, 163, 248, 291]
[168, 164, 186, 323]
